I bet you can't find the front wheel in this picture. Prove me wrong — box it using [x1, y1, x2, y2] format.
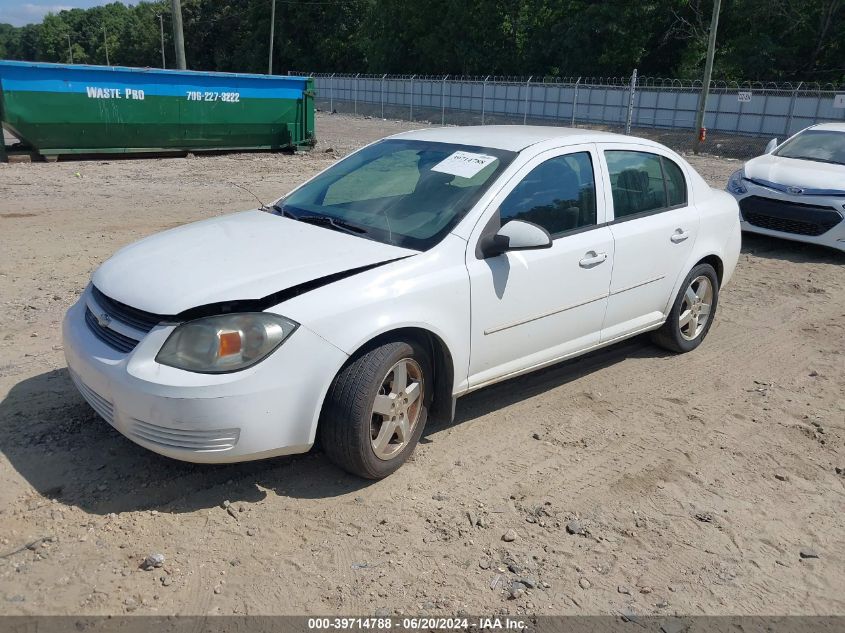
[319, 340, 431, 479]
[652, 263, 719, 353]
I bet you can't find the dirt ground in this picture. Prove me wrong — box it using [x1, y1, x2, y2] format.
[1, 113, 843, 617]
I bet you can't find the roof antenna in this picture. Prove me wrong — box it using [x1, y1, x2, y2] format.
[229, 182, 270, 211]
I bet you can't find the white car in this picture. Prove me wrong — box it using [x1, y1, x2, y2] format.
[63, 126, 741, 478]
[727, 122, 845, 252]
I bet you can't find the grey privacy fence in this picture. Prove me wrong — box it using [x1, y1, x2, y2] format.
[290, 71, 845, 158]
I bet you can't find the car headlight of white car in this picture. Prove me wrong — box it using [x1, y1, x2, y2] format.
[727, 169, 748, 195]
[156, 313, 298, 373]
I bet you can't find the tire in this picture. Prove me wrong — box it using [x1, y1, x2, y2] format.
[652, 263, 720, 354]
[320, 339, 432, 479]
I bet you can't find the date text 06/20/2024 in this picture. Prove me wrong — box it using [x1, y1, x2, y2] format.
[307, 617, 527, 630]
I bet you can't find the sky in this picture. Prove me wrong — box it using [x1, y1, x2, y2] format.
[0, 0, 134, 27]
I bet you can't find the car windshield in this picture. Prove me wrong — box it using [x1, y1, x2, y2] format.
[277, 139, 516, 250]
[774, 129, 845, 165]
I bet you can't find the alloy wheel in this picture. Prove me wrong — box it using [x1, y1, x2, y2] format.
[679, 275, 714, 341]
[370, 358, 424, 461]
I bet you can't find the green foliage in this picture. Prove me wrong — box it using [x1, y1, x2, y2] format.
[0, 0, 842, 82]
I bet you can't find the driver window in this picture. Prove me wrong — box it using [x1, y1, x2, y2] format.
[499, 152, 597, 237]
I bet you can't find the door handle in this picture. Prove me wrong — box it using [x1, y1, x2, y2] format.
[671, 229, 690, 243]
[579, 251, 608, 268]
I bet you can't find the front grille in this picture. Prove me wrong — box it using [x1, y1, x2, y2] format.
[740, 196, 843, 237]
[69, 370, 115, 424]
[91, 286, 162, 333]
[129, 419, 240, 452]
[85, 307, 140, 353]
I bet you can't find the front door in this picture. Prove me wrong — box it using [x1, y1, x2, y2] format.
[465, 144, 614, 388]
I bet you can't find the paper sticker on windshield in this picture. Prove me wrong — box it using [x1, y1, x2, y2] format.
[431, 151, 498, 179]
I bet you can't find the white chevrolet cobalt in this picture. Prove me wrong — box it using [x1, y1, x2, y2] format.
[64, 126, 741, 478]
[727, 122, 845, 251]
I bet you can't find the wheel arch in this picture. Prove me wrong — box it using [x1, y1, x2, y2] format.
[320, 326, 457, 429]
[662, 251, 725, 318]
[694, 253, 724, 286]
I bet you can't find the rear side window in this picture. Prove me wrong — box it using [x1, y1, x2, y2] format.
[605, 151, 687, 219]
[662, 157, 687, 207]
[499, 152, 597, 237]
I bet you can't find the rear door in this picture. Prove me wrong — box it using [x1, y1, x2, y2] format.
[598, 145, 699, 341]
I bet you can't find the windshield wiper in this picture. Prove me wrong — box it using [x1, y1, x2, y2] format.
[272, 204, 298, 220]
[298, 215, 369, 235]
[272, 205, 368, 235]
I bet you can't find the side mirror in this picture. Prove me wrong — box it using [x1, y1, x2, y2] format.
[765, 138, 778, 153]
[480, 220, 552, 258]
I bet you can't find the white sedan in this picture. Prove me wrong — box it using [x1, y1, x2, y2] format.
[727, 122, 845, 252]
[63, 126, 741, 478]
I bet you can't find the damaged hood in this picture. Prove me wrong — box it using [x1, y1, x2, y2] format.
[92, 210, 416, 315]
[744, 153, 845, 192]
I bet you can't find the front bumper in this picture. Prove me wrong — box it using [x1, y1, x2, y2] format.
[728, 184, 845, 252]
[62, 293, 347, 463]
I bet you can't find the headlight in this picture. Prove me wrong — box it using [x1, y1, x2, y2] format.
[727, 169, 747, 195]
[156, 313, 298, 373]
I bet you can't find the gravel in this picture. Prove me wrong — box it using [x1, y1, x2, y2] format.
[0, 112, 843, 617]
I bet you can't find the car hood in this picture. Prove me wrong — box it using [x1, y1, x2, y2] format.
[92, 210, 417, 315]
[744, 153, 845, 191]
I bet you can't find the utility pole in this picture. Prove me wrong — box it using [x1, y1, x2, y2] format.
[693, 0, 721, 154]
[268, 0, 276, 75]
[625, 68, 638, 135]
[170, 0, 187, 70]
[102, 26, 110, 65]
[158, 14, 166, 69]
[67, 34, 73, 63]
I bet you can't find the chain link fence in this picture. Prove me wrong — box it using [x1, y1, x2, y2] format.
[290, 71, 845, 160]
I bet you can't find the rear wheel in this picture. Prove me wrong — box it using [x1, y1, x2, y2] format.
[652, 263, 719, 353]
[320, 340, 431, 479]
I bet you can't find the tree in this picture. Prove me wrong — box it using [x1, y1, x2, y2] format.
[0, 0, 841, 83]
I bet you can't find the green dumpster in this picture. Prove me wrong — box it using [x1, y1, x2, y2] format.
[0, 61, 315, 159]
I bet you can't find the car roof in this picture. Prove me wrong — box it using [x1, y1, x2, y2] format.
[388, 125, 643, 152]
[809, 122, 845, 133]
